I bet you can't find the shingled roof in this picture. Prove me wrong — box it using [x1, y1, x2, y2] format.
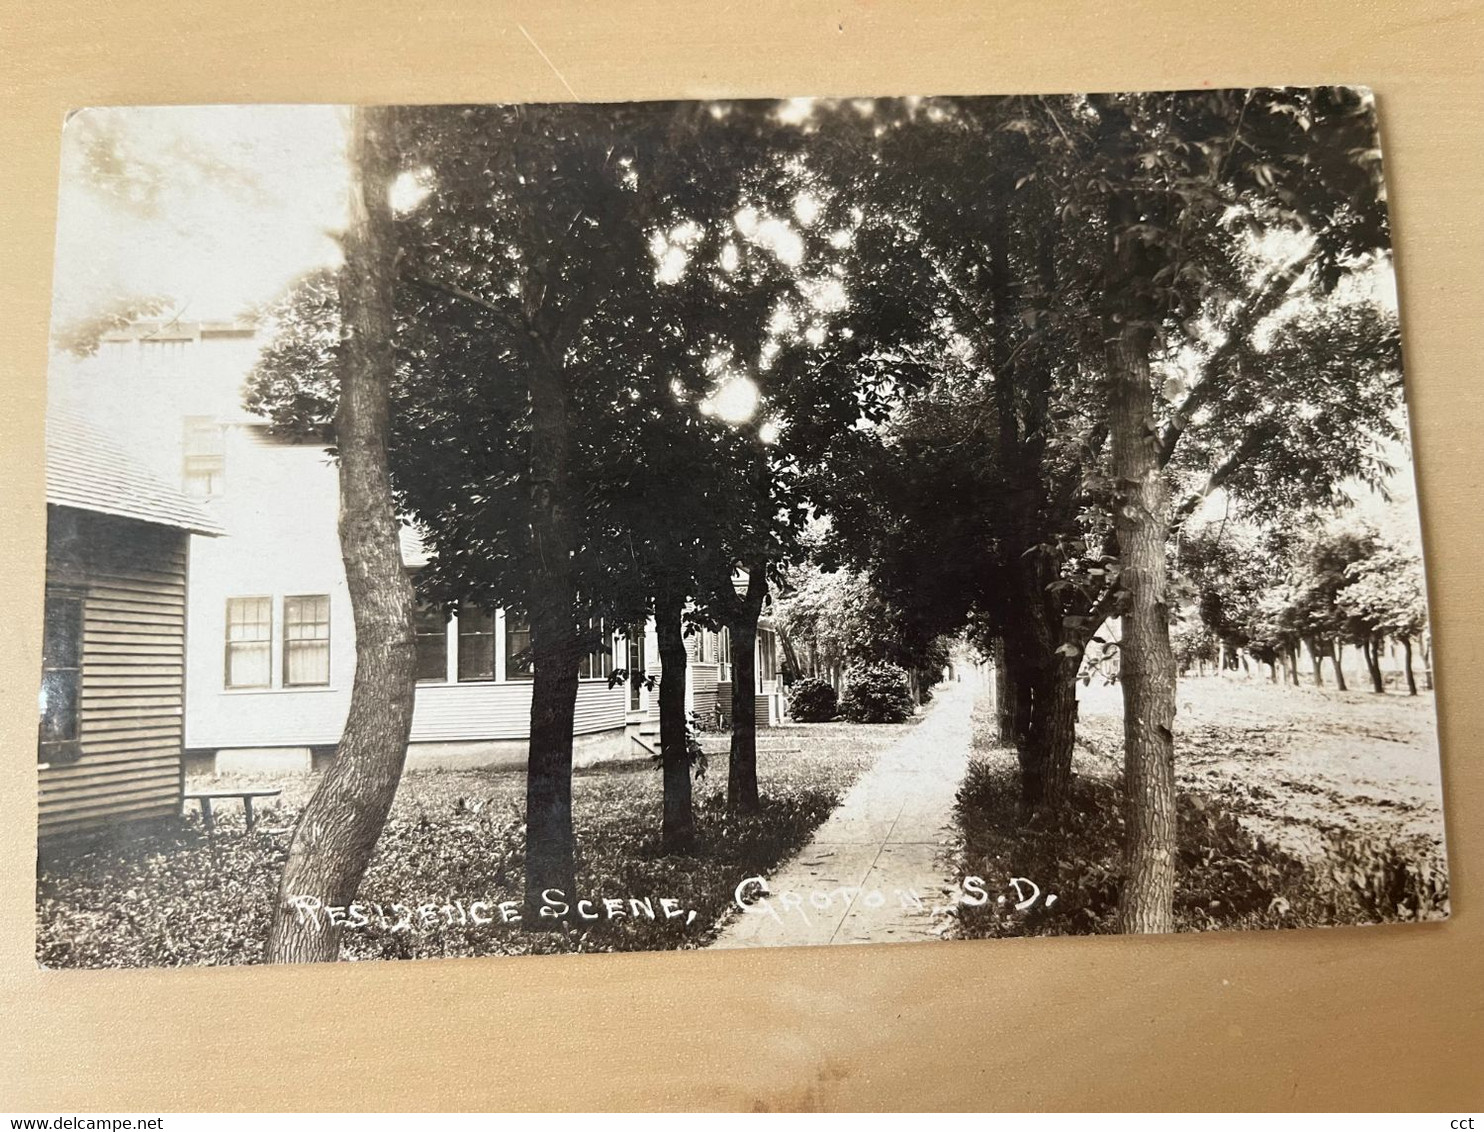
[46, 410, 225, 536]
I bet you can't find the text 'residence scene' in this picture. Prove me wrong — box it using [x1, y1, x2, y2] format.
[34, 91, 1446, 968]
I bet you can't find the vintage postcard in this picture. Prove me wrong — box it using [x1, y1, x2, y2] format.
[33, 90, 1447, 967]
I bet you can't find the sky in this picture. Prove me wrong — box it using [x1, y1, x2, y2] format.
[49, 105, 351, 330]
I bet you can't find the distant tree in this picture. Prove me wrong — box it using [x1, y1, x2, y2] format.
[1339, 541, 1428, 694]
[773, 562, 952, 700]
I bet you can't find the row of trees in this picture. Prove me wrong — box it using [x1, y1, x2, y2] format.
[1178, 519, 1429, 694]
[782, 90, 1401, 931]
[249, 102, 915, 959]
[183, 89, 1406, 955]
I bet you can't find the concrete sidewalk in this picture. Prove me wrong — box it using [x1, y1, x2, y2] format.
[711, 679, 978, 949]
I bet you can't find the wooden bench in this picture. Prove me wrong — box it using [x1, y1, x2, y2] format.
[184, 788, 282, 833]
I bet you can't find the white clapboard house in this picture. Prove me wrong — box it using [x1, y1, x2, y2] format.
[47, 321, 783, 782]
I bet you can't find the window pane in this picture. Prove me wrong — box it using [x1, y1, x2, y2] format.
[227, 597, 271, 640]
[414, 604, 448, 683]
[39, 669, 80, 743]
[183, 418, 225, 497]
[578, 618, 609, 679]
[284, 596, 330, 686]
[226, 597, 272, 688]
[42, 595, 82, 670]
[227, 641, 271, 688]
[457, 608, 496, 682]
[285, 595, 330, 638]
[285, 640, 330, 686]
[505, 614, 533, 681]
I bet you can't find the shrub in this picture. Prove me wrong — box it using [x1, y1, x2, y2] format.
[787, 677, 838, 722]
[839, 663, 915, 724]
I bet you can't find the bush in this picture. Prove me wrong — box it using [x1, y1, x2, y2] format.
[787, 677, 838, 722]
[839, 663, 915, 724]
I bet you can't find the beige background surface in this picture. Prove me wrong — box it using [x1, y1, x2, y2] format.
[1, 0, 1481, 1112]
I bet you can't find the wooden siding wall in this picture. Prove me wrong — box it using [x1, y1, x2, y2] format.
[40, 508, 189, 837]
[409, 680, 624, 743]
[690, 662, 720, 726]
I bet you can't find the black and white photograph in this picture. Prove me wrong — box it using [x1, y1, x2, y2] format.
[33, 89, 1447, 968]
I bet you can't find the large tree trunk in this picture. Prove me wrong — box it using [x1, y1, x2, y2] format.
[521, 338, 583, 923]
[268, 106, 416, 964]
[1107, 196, 1178, 936]
[1402, 637, 1417, 696]
[655, 581, 696, 852]
[726, 567, 768, 814]
[1331, 641, 1348, 691]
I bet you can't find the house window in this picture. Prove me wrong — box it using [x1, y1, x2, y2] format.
[578, 619, 611, 680]
[413, 604, 449, 683]
[758, 628, 778, 683]
[38, 592, 84, 759]
[283, 595, 331, 687]
[183, 417, 225, 497]
[718, 626, 731, 682]
[626, 626, 646, 712]
[225, 596, 272, 688]
[457, 608, 497, 682]
[504, 613, 534, 681]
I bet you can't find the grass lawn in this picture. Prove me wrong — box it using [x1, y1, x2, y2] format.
[951, 675, 1449, 939]
[36, 714, 926, 968]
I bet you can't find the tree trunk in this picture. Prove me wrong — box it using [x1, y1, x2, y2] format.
[521, 341, 582, 923]
[1363, 638, 1385, 694]
[1331, 641, 1347, 692]
[993, 638, 1014, 746]
[267, 107, 417, 964]
[1402, 636, 1417, 696]
[1029, 659, 1080, 810]
[726, 568, 767, 814]
[1106, 196, 1177, 935]
[1307, 639, 1324, 687]
[655, 581, 696, 852]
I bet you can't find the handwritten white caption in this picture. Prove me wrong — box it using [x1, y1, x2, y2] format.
[732, 875, 1056, 924]
[285, 890, 698, 932]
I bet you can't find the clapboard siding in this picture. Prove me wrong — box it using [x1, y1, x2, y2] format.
[690, 662, 721, 724]
[39, 508, 189, 837]
[408, 679, 625, 742]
